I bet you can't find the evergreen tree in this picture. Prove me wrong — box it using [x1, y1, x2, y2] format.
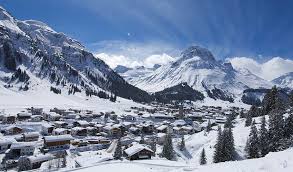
[200, 148, 207, 165]
[245, 111, 252, 127]
[284, 113, 293, 138]
[240, 110, 245, 118]
[162, 131, 175, 160]
[213, 126, 223, 163]
[268, 109, 284, 152]
[206, 119, 212, 132]
[113, 139, 122, 159]
[290, 91, 293, 107]
[259, 116, 269, 157]
[150, 135, 157, 155]
[179, 135, 185, 151]
[224, 115, 233, 128]
[222, 126, 235, 162]
[245, 120, 259, 159]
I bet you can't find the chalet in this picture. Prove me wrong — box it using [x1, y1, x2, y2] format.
[73, 120, 89, 127]
[43, 135, 73, 151]
[53, 128, 70, 135]
[6, 142, 35, 158]
[0, 139, 13, 153]
[30, 115, 43, 122]
[19, 154, 54, 170]
[124, 144, 153, 160]
[122, 114, 136, 122]
[2, 115, 16, 124]
[151, 114, 175, 122]
[103, 125, 121, 137]
[21, 132, 39, 142]
[17, 112, 32, 121]
[63, 113, 77, 119]
[141, 122, 154, 134]
[71, 127, 87, 136]
[54, 121, 69, 128]
[47, 112, 61, 121]
[129, 126, 140, 135]
[86, 127, 98, 136]
[30, 107, 43, 115]
[156, 125, 168, 133]
[42, 123, 54, 136]
[3, 126, 23, 135]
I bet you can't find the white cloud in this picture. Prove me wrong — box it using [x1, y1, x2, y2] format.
[229, 57, 293, 81]
[143, 53, 174, 68]
[95, 53, 174, 69]
[95, 53, 142, 68]
[92, 40, 179, 69]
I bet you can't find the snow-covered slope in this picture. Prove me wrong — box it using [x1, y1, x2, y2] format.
[272, 72, 293, 88]
[0, 6, 152, 102]
[129, 46, 272, 100]
[115, 65, 158, 84]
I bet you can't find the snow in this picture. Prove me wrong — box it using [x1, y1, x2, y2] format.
[124, 144, 153, 156]
[44, 135, 73, 142]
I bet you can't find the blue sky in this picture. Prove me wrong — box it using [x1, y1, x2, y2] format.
[1, 0, 293, 63]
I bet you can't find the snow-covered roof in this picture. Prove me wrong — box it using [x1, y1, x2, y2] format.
[28, 154, 54, 163]
[17, 112, 32, 117]
[124, 144, 153, 156]
[75, 120, 89, 125]
[0, 138, 14, 145]
[44, 135, 73, 142]
[23, 132, 39, 137]
[10, 142, 35, 149]
[156, 125, 168, 131]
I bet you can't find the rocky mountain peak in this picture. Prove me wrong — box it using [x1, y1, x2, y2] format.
[180, 45, 216, 62]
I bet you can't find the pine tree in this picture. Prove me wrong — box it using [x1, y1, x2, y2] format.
[114, 139, 122, 159]
[162, 131, 175, 160]
[224, 115, 233, 128]
[206, 119, 212, 132]
[245, 120, 259, 159]
[240, 110, 245, 118]
[213, 126, 223, 163]
[222, 126, 235, 162]
[150, 135, 157, 155]
[268, 109, 284, 152]
[284, 113, 293, 138]
[200, 148, 207, 165]
[259, 116, 269, 157]
[179, 135, 185, 151]
[245, 111, 252, 127]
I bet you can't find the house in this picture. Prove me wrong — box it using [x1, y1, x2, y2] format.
[18, 154, 54, 170]
[86, 127, 98, 136]
[6, 142, 35, 158]
[3, 126, 23, 135]
[156, 125, 168, 133]
[54, 121, 69, 128]
[17, 112, 32, 121]
[73, 120, 89, 127]
[122, 114, 137, 122]
[30, 115, 43, 122]
[124, 144, 154, 160]
[30, 107, 43, 115]
[2, 114, 16, 124]
[71, 127, 87, 136]
[47, 112, 61, 121]
[103, 125, 121, 138]
[42, 123, 54, 136]
[0, 138, 13, 153]
[53, 128, 70, 135]
[43, 135, 73, 151]
[21, 132, 39, 142]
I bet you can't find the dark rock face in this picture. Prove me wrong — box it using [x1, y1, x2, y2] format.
[154, 82, 204, 103]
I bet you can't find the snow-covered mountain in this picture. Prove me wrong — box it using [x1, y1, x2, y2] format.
[0, 6, 152, 102]
[272, 72, 293, 88]
[127, 46, 272, 101]
[114, 65, 158, 84]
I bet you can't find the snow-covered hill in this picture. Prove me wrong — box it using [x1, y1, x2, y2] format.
[0, 6, 152, 103]
[127, 46, 272, 101]
[272, 72, 293, 88]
